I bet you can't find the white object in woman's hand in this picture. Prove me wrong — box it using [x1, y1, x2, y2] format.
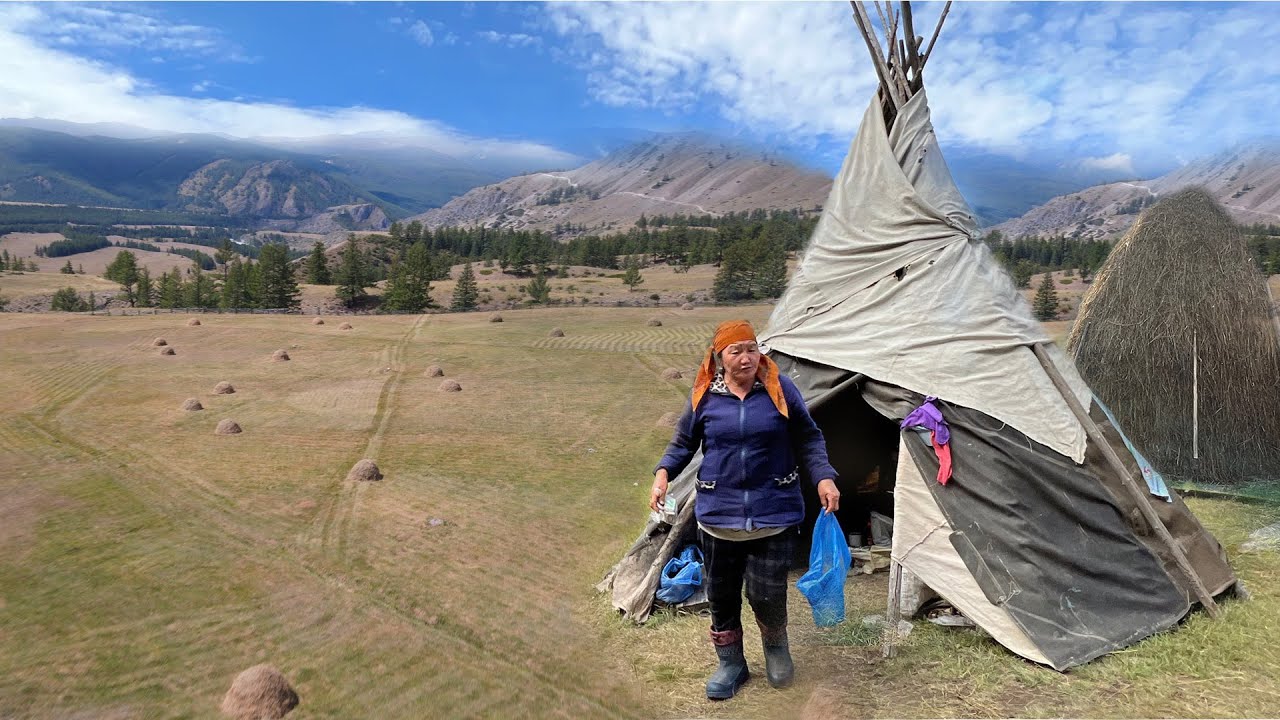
[650, 472, 669, 512]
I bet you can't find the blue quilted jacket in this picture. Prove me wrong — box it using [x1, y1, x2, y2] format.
[656, 373, 837, 530]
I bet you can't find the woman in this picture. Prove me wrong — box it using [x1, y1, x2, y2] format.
[650, 319, 839, 700]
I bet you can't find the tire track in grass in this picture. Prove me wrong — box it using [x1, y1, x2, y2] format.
[310, 315, 427, 565]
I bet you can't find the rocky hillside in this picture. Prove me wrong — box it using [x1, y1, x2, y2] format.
[409, 134, 832, 232]
[995, 144, 1280, 240]
[176, 159, 370, 218]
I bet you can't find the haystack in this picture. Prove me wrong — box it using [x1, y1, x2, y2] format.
[312, 317, 325, 325]
[681, 303, 695, 311]
[656, 411, 681, 428]
[182, 398, 203, 411]
[489, 314, 503, 323]
[660, 368, 683, 380]
[647, 318, 662, 327]
[187, 318, 201, 326]
[1068, 188, 1280, 484]
[425, 365, 444, 377]
[272, 350, 291, 362]
[153, 337, 168, 347]
[439, 380, 462, 392]
[549, 327, 565, 337]
[221, 664, 298, 720]
[346, 459, 383, 482]
[339, 322, 353, 330]
[213, 381, 235, 395]
[215, 419, 242, 435]
[160, 347, 176, 356]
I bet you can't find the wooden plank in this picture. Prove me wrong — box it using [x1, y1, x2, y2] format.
[1031, 343, 1221, 618]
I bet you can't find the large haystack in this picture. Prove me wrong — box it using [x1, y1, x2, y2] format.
[425, 365, 444, 377]
[221, 664, 298, 720]
[187, 318, 202, 326]
[182, 398, 203, 411]
[549, 327, 565, 337]
[153, 337, 168, 347]
[312, 317, 325, 325]
[160, 347, 176, 356]
[213, 381, 235, 395]
[439, 379, 462, 392]
[681, 303, 695, 311]
[656, 411, 681, 428]
[215, 419, 242, 435]
[1068, 188, 1280, 484]
[660, 368, 683, 381]
[647, 318, 663, 327]
[339, 322, 353, 330]
[489, 314, 503, 323]
[346, 459, 383, 482]
[272, 350, 291, 362]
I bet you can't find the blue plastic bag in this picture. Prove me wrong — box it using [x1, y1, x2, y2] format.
[656, 544, 703, 604]
[796, 511, 851, 626]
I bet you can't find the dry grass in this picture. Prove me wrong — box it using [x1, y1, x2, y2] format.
[1, 304, 1277, 719]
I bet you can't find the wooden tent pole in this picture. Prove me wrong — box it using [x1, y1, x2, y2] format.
[882, 560, 904, 658]
[850, 1, 903, 109]
[919, 0, 952, 71]
[902, 1, 922, 77]
[1031, 343, 1221, 618]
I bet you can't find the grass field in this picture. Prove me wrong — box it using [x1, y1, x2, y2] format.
[1, 305, 1279, 719]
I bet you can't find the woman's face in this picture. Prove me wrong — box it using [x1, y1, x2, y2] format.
[720, 340, 761, 382]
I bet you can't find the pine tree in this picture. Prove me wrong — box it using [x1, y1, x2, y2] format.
[214, 238, 235, 282]
[135, 268, 154, 308]
[0, 249, 8, 271]
[51, 287, 89, 312]
[712, 235, 787, 301]
[77, 263, 85, 274]
[104, 251, 140, 306]
[1032, 273, 1061, 321]
[60, 260, 75, 274]
[220, 258, 253, 310]
[525, 270, 550, 303]
[621, 256, 644, 291]
[381, 241, 434, 313]
[184, 264, 218, 309]
[305, 241, 332, 285]
[334, 239, 370, 309]
[451, 262, 479, 311]
[258, 243, 300, 309]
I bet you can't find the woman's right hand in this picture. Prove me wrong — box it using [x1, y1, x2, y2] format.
[649, 471, 669, 512]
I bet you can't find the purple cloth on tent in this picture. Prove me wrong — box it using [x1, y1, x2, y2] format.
[901, 396, 950, 445]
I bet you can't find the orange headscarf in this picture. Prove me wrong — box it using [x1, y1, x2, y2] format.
[691, 320, 788, 418]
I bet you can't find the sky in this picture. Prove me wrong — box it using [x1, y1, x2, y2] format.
[1, 1, 1278, 178]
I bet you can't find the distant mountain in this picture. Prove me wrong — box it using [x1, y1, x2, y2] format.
[994, 144, 1280, 240]
[944, 149, 1137, 227]
[409, 133, 833, 232]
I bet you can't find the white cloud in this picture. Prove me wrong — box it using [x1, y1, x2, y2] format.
[0, 4, 576, 168]
[191, 80, 211, 93]
[408, 20, 434, 47]
[546, 1, 1280, 168]
[17, 3, 254, 62]
[477, 30, 542, 49]
[1080, 153, 1136, 176]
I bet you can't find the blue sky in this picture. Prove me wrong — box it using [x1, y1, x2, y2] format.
[1, 2, 1278, 177]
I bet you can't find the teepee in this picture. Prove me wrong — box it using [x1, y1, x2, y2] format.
[601, 1, 1235, 671]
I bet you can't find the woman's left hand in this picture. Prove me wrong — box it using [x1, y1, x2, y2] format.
[816, 479, 840, 514]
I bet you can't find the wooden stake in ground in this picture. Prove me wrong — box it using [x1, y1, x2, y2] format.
[1032, 343, 1221, 618]
[882, 559, 904, 658]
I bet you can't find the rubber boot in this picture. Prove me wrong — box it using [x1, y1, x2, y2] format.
[705, 628, 750, 700]
[758, 622, 794, 689]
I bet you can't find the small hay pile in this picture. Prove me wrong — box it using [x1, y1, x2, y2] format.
[213, 381, 236, 395]
[312, 317, 325, 325]
[439, 379, 462, 392]
[187, 318, 201, 326]
[660, 368, 683, 381]
[215, 419, 242, 435]
[656, 411, 681, 428]
[346, 459, 383, 482]
[1068, 188, 1280, 484]
[220, 664, 298, 720]
[681, 303, 695, 311]
[160, 347, 176, 356]
[153, 337, 168, 347]
[339, 322, 353, 330]
[182, 398, 203, 411]
[647, 318, 663, 327]
[425, 365, 444, 377]
[549, 327, 565, 337]
[272, 349, 290, 362]
[489, 314, 503, 323]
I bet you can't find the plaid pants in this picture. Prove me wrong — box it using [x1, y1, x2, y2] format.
[699, 527, 797, 632]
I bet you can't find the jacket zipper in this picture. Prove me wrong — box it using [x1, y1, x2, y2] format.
[739, 397, 751, 531]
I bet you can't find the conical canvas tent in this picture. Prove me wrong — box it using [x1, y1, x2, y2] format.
[1067, 189, 1280, 487]
[600, 2, 1236, 671]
